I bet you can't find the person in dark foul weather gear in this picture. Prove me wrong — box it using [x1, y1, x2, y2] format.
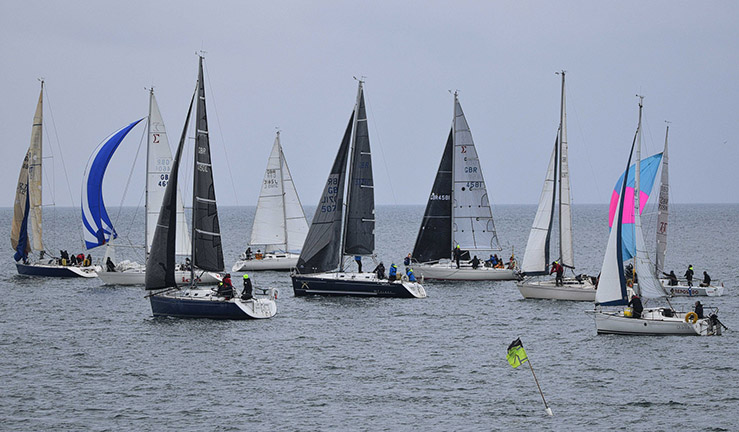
[628, 294, 643, 319]
[373, 262, 386, 279]
[684, 265, 694, 287]
[241, 274, 253, 300]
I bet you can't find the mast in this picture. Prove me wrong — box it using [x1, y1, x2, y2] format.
[557, 70, 574, 268]
[633, 95, 643, 291]
[145, 88, 153, 258]
[450, 91, 458, 256]
[340, 79, 363, 271]
[278, 131, 288, 251]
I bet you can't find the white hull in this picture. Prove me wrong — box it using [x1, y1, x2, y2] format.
[593, 308, 720, 336]
[517, 277, 595, 301]
[231, 253, 299, 272]
[415, 262, 518, 281]
[98, 268, 222, 286]
[661, 280, 725, 297]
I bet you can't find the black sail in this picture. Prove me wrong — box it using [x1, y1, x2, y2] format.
[342, 83, 375, 256]
[191, 56, 224, 272]
[296, 112, 353, 274]
[411, 128, 453, 263]
[145, 91, 195, 289]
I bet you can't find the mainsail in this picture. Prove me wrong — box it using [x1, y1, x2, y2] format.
[146, 91, 196, 289]
[191, 56, 224, 272]
[296, 113, 353, 274]
[146, 90, 191, 256]
[411, 129, 453, 263]
[655, 126, 669, 275]
[82, 118, 144, 249]
[558, 75, 574, 268]
[342, 82, 375, 256]
[12, 84, 44, 260]
[451, 93, 500, 253]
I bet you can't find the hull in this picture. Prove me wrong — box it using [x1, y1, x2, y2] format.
[16, 262, 100, 278]
[594, 308, 720, 336]
[415, 262, 518, 281]
[231, 253, 299, 272]
[149, 288, 276, 319]
[98, 268, 221, 286]
[661, 280, 725, 297]
[517, 277, 596, 301]
[292, 272, 426, 298]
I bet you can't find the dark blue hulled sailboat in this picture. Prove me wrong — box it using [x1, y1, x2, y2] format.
[291, 80, 426, 299]
[145, 56, 276, 319]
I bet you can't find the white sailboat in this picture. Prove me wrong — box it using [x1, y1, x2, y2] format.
[12, 80, 100, 278]
[655, 126, 725, 297]
[411, 91, 516, 281]
[592, 97, 722, 336]
[231, 131, 309, 272]
[84, 89, 219, 285]
[517, 72, 596, 300]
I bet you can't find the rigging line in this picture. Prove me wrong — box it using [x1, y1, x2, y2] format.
[114, 123, 147, 229]
[363, 85, 397, 206]
[567, 92, 602, 203]
[203, 61, 240, 206]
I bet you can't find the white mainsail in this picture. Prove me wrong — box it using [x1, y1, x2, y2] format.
[520, 143, 557, 274]
[250, 132, 309, 253]
[655, 126, 669, 275]
[558, 77, 574, 268]
[451, 93, 500, 252]
[146, 90, 191, 256]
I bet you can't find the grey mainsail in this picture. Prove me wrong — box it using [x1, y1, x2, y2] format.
[145, 90, 196, 289]
[342, 82, 375, 256]
[411, 129, 453, 263]
[191, 56, 224, 272]
[296, 112, 353, 274]
[655, 126, 669, 275]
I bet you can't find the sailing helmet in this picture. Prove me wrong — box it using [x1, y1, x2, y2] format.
[243, 274, 249, 279]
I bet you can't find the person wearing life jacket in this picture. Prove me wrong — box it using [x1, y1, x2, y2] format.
[404, 254, 411, 267]
[406, 267, 417, 282]
[241, 274, 253, 300]
[550, 261, 564, 286]
[217, 274, 234, 298]
[628, 294, 643, 319]
[388, 263, 398, 281]
[684, 265, 694, 286]
[453, 245, 462, 269]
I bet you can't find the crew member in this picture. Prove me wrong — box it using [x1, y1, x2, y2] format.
[241, 274, 253, 300]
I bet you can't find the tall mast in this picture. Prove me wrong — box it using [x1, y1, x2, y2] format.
[339, 79, 363, 271]
[277, 131, 288, 250]
[450, 91, 458, 256]
[145, 88, 153, 258]
[633, 95, 644, 287]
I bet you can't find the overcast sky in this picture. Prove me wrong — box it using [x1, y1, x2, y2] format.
[3, 1, 738, 211]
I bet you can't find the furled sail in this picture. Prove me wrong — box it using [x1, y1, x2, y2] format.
[451, 93, 500, 253]
[520, 136, 558, 275]
[412, 129, 453, 263]
[296, 113, 353, 274]
[280, 138, 309, 253]
[82, 118, 144, 249]
[191, 56, 224, 272]
[146, 91, 195, 289]
[342, 82, 375, 256]
[146, 90, 191, 256]
[655, 126, 669, 275]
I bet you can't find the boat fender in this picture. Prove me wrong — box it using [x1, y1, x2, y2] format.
[685, 311, 698, 324]
[401, 274, 409, 282]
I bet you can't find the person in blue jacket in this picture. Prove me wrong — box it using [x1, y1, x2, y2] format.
[388, 263, 398, 281]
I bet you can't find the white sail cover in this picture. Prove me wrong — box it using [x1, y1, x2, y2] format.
[280, 140, 309, 252]
[655, 127, 669, 275]
[521, 143, 556, 274]
[558, 80, 574, 268]
[250, 134, 288, 252]
[146, 91, 191, 256]
[451, 94, 500, 252]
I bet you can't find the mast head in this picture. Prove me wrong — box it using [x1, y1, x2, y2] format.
[37, 77, 45, 90]
[636, 94, 644, 108]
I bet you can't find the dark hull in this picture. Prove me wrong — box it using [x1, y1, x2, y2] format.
[291, 274, 417, 298]
[16, 263, 93, 278]
[149, 294, 251, 320]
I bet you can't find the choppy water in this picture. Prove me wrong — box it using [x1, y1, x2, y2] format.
[1, 204, 737, 431]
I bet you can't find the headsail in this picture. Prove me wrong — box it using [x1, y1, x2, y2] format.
[655, 126, 669, 275]
[146, 90, 196, 289]
[82, 118, 144, 249]
[342, 81, 375, 256]
[296, 113, 353, 274]
[191, 56, 224, 272]
[412, 129, 453, 263]
[12, 85, 44, 260]
[250, 133, 289, 252]
[146, 90, 191, 256]
[451, 93, 500, 253]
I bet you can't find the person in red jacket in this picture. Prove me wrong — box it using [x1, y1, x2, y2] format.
[550, 261, 564, 286]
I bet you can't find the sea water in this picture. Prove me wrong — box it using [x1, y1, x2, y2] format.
[1, 204, 737, 431]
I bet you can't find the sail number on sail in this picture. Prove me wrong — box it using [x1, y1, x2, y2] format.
[321, 176, 341, 213]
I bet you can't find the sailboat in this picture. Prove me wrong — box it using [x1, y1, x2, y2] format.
[291, 80, 426, 298]
[83, 88, 219, 286]
[12, 81, 99, 278]
[654, 126, 725, 297]
[516, 72, 596, 300]
[411, 91, 516, 281]
[592, 97, 721, 336]
[231, 131, 309, 271]
[146, 56, 276, 319]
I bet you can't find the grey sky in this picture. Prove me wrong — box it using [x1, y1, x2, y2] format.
[3, 1, 738, 211]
